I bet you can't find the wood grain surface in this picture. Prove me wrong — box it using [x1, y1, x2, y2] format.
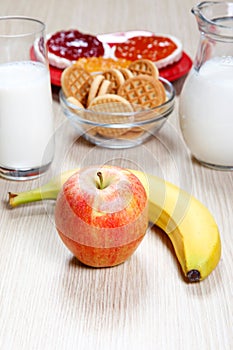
[0, 1, 232, 349]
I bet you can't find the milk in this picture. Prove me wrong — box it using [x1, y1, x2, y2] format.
[179, 57, 233, 167]
[0, 61, 54, 169]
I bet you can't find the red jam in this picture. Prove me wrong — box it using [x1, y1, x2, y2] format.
[47, 30, 105, 61]
[114, 35, 177, 62]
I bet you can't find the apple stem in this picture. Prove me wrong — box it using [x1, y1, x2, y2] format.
[97, 171, 104, 190]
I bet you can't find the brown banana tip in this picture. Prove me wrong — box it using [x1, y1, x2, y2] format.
[8, 192, 17, 207]
[187, 270, 201, 283]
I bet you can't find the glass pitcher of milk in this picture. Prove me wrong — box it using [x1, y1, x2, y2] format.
[179, 1, 233, 170]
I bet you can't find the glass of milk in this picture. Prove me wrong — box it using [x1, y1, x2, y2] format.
[179, 2, 233, 170]
[0, 16, 54, 180]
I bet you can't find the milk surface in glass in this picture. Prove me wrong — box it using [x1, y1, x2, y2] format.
[179, 57, 233, 167]
[0, 60, 54, 169]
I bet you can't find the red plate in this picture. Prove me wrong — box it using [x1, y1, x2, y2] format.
[49, 65, 63, 86]
[49, 51, 192, 86]
[159, 52, 192, 81]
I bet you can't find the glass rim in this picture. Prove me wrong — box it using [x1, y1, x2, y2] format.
[0, 15, 45, 38]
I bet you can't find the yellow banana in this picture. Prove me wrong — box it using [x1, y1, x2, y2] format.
[8, 167, 221, 282]
[131, 170, 221, 283]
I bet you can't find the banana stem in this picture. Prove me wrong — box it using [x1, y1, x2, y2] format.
[8, 168, 78, 207]
[9, 184, 57, 207]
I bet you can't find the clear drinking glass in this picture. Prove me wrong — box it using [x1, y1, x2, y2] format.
[0, 16, 54, 180]
[179, 2, 233, 170]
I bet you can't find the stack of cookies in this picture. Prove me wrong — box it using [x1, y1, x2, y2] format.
[61, 58, 167, 138]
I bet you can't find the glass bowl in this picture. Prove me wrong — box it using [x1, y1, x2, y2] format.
[59, 77, 175, 149]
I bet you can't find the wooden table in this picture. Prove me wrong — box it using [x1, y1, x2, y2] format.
[0, 1, 232, 349]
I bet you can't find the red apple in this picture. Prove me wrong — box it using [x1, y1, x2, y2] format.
[54, 165, 148, 267]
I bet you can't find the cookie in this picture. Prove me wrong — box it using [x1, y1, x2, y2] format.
[118, 68, 134, 80]
[88, 94, 134, 137]
[128, 59, 159, 79]
[87, 74, 105, 106]
[118, 128, 145, 140]
[61, 65, 93, 106]
[67, 96, 85, 109]
[118, 75, 166, 110]
[97, 79, 112, 96]
[102, 68, 125, 93]
[66, 96, 98, 136]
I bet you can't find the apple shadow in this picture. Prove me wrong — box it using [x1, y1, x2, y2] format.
[58, 247, 150, 333]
